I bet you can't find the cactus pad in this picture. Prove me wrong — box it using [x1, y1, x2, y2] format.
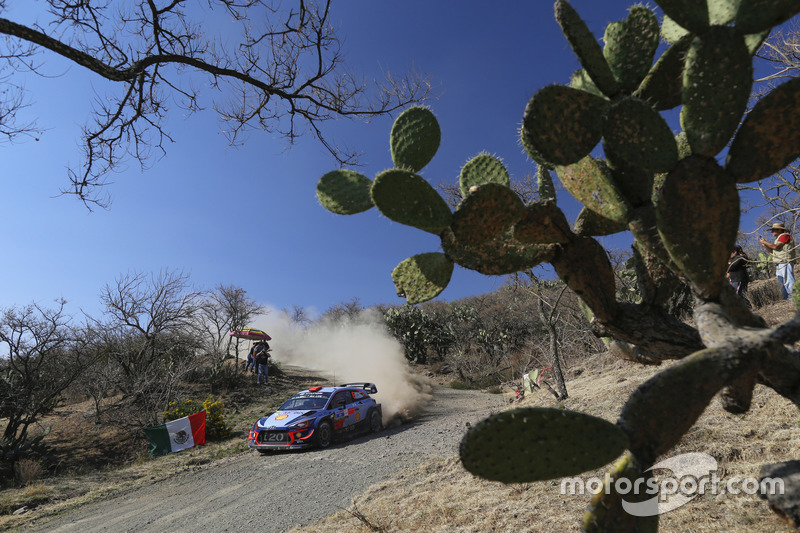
[602, 6, 660, 94]
[390, 106, 441, 172]
[552, 236, 617, 322]
[316, 169, 374, 215]
[602, 97, 678, 173]
[573, 206, 628, 237]
[554, 0, 619, 97]
[556, 156, 631, 224]
[655, 155, 739, 299]
[634, 35, 693, 111]
[618, 348, 757, 462]
[459, 153, 511, 198]
[441, 228, 557, 276]
[522, 85, 608, 166]
[451, 184, 526, 246]
[735, 0, 800, 35]
[459, 407, 629, 483]
[583, 454, 659, 533]
[569, 69, 604, 98]
[726, 78, 800, 183]
[514, 201, 573, 244]
[537, 165, 557, 203]
[657, 0, 710, 34]
[371, 169, 452, 235]
[391, 253, 454, 304]
[660, 14, 689, 45]
[681, 27, 753, 156]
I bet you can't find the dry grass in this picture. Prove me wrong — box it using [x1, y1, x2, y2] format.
[293, 328, 800, 532]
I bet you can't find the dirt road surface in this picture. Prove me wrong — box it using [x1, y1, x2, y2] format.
[19, 387, 507, 533]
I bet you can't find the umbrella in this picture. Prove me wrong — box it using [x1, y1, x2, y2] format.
[229, 328, 272, 341]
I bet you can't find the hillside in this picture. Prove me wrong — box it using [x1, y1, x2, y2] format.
[294, 300, 800, 533]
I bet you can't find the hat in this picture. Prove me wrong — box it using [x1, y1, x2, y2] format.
[770, 222, 788, 232]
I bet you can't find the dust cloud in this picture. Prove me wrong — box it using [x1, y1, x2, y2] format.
[257, 308, 434, 423]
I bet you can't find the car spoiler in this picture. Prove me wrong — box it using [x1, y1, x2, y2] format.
[339, 382, 378, 394]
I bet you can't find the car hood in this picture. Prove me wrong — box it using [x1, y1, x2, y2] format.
[257, 410, 317, 428]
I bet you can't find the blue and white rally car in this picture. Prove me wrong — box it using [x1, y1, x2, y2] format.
[248, 382, 383, 452]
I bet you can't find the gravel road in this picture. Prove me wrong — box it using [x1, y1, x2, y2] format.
[20, 386, 507, 533]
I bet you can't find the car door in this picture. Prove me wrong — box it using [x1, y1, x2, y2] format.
[348, 390, 370, 428]
[329, 391, 350, 431]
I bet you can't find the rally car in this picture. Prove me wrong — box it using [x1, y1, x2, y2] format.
[248, 383, 383, 452]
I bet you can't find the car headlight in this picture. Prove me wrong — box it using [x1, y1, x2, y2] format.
[289, 419, 311, 429]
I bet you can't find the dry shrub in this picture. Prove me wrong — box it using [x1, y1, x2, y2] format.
[14, 459, 43, 486]
[749, 279, 782, 309]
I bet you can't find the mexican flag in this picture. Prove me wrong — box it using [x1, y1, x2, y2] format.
[143, 410, 206, 456]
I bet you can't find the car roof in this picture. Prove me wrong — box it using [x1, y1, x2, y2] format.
[296, 384, 375, 395]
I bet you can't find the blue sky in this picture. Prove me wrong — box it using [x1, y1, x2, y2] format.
[0, 1, 789, 320]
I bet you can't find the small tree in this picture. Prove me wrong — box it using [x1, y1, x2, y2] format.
[0, 300, 89, 468]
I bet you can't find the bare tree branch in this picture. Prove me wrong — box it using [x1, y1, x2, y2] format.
[0, 0, 433, 208]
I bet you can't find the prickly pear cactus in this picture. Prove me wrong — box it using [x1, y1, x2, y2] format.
[459, 407, 629, 482]
[390, 106, 441, 172]
[315, 1, 800, 530]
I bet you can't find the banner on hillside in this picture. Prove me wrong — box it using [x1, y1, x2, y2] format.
[143, 410, 206, 456]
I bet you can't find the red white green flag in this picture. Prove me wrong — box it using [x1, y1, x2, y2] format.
[143, 410, 206, 456]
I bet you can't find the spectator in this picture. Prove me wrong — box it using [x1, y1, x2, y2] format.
[253, 340, 271, 386]
[726, 245, 750, 307]
[760, 223, 796, 300]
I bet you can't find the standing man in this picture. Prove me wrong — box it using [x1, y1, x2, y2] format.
[760, 222, 795, 300]
[253, 340, 271, 386]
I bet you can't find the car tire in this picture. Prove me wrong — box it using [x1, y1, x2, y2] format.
[315, 420, 333, 448]
[369, 408, 383, 433]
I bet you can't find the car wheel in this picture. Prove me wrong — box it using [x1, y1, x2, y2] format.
[316, 421, 332, 448]
[369, 409, 383, 433]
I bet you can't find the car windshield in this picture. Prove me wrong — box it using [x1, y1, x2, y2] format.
[279, 391, 331, 411]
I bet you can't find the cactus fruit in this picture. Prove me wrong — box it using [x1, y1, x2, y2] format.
[391, 253, 454, 304]
[583, 454, 659, 533]
[602, 97, 678, 173]
[316, 169, 374, 215]
[441, 228, 557, 276]
[602, 6, 660, 94]
[459, 153, 511, 198]
[633, 35, 693, 111]
[726, 78, 800, 182]
[459, 407, 629, 483]
[681, 27, 753, 156]
[514, 201, 572, 244]
[451, 184, 526, 246]
[618, 348, 758, 463]
[522, 85, 608, 167]
[556, 156, 631, 224]
[390, 106, 441, 172]
[655, 156, 739, 299]
[734, 0, 800, 35]
[554, 0, 619, 98]
[371, 169, 452, 235]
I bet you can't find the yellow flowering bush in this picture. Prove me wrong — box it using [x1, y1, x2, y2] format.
[163, 395, 232, 441]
